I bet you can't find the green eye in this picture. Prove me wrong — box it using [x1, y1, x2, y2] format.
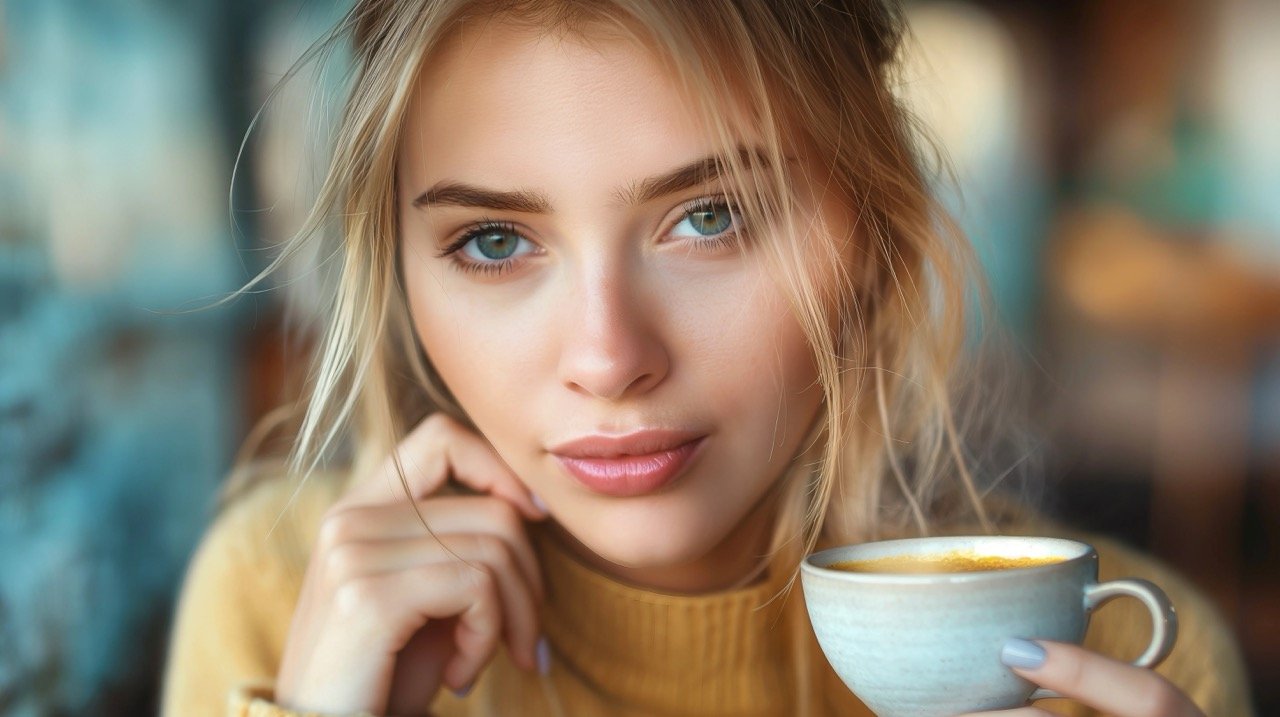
[435, 219, 536, 278]
[473, 231, 520, 260]
[673, 199, 740, 240]
[686, 205, 734, 235]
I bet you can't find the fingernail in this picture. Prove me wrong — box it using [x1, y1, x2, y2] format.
[531, 492, 549, 515]
[451, 681, 473, 698]
[536, 636, 552, 675]
[1001, 638, 1046, 669]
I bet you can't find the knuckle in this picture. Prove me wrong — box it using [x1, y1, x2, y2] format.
[459, 561, 496, 595]
[422, 412, 456, 443]
[316, 509, 360, 550]
[333, 576, 386, 616]
[487, 498, 523, 535]
[1060, 653, 1088, 693]
[322, 543, 366, 584]
[1135, 677, 1183, 717]
[477, 534, 513, 571]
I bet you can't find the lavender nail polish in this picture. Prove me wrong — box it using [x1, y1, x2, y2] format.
[1001, 638, 1046, 669]
[536, 636, 552, 675]
[451, 682, 473, 698]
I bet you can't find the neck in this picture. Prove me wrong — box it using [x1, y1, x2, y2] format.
[546, 487, 782, 594]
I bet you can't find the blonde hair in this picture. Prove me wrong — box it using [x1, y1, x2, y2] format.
[223, 1, 1037, 710]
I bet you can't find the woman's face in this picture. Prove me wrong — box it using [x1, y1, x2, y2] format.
[397, 20, 831, 590]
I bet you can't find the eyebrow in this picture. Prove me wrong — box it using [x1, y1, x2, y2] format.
[411, 145, 778, 213]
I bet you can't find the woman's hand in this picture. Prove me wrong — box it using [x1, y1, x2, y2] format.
[275, 413, 550, 716]
[959, 639, 1205, 717]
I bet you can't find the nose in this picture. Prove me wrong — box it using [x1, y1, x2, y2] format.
[557, 261, 670, 402]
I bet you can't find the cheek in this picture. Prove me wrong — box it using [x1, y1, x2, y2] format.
[399, 250, 528, 420]
[415, 317, 530, 401]
[694, 270, 821, 452]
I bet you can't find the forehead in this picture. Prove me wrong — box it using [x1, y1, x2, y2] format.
[397, 17, 753, 194]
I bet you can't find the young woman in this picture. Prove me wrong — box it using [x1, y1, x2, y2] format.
[162, 1, 1253, 715]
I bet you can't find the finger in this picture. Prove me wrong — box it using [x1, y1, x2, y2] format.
[340, 413, 547, 520]
[1004, 640, 1203, 717]
[315, 495, 544, 600]
[326, 533, 542, 676]
[322, 528, 543, 636]
[447, 597, 500, 692]
[433, 560, 534, 690]
[438, 534, 543, 675]
[337, 561, 502, 679]
[386, 617, 456, 714]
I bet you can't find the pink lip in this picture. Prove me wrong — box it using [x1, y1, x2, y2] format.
[549, 430, 708, 497]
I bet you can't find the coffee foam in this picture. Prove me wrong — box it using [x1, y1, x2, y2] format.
[830, 551, 1066, 574]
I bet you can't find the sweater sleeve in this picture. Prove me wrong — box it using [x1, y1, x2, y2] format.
[160, 474, 371, 717]
[160, 473, 470, 717]
[159, 484, 293, 716]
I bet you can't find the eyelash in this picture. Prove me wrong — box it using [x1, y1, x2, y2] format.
[433, 196, 745, 277]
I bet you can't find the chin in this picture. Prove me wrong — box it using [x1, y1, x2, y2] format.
[560, 497, 726, 569]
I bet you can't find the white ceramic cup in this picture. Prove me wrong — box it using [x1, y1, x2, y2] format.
[800, 535, 1177, 717]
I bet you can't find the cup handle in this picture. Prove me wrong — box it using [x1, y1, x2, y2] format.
[1029, 578, 1178, 701]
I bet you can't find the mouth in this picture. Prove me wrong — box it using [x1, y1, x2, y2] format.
[549, 432, 708, 498]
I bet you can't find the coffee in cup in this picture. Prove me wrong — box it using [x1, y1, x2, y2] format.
[830, 550, 1066, 574]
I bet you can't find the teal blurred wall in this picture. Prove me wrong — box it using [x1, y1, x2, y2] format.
[0, 0, 344, 713]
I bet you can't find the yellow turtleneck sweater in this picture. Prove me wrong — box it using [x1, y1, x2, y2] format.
[161, 473, 1254, 717]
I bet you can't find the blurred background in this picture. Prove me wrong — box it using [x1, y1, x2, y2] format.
[1, 0, 1277, 714]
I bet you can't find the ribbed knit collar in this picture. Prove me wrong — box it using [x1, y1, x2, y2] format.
[530, 523, 802, 715]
